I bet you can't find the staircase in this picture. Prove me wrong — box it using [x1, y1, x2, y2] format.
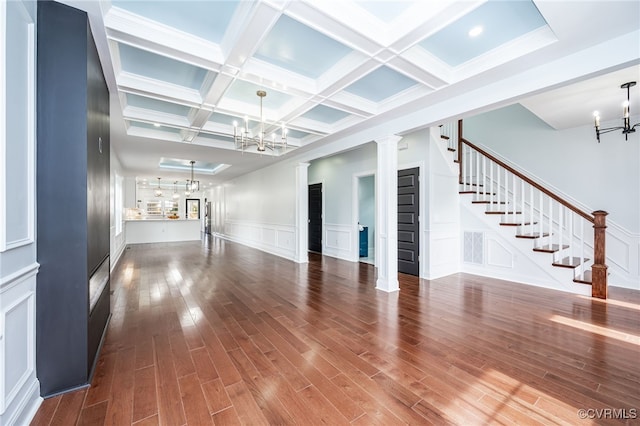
[440, 121, 608, 299]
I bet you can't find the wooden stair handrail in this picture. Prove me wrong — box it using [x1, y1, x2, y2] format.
[456, 119, 607, 299]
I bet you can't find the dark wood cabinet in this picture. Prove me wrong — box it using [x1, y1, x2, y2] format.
[36, 1, 111, 397]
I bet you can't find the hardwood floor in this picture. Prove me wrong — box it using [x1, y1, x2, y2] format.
[31, 236, 640, 425]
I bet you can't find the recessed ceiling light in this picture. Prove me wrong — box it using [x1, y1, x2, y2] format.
[153, 123, 161, 127]
[468, 26, 483, 37]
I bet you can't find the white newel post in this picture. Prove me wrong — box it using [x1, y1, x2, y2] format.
[375, 135, 401, 292]
[294, 162, 310, 263]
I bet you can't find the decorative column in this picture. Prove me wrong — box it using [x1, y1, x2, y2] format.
[375, 135, 402, 292]
[591, 210, 608, 299]
[294, 163, 310, 263]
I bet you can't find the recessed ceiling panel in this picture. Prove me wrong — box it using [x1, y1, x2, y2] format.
[254, 15, 352, 79]
[111, 1, 238, 43]
[354, 1, 411, 23]
[344, 66, 418, 102]
[159, 158, 226, 173]
[127, 93, 192, 117]
[419, 0, 547, 67]
[225, 80, 292, 109]
[285, 129, 311, 139]
[119, 43, 209, 89]
[208, 112, 237, 125]
[197, 133, 236, 144]
[129, 120, 182, 134]
[301, 105, 350, 124]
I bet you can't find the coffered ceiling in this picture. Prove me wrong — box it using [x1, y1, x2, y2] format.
[57, 0, 640, 186]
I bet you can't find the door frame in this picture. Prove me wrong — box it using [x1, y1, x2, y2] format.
[352, 170, 376, 263]
[308, 180, 325, 253]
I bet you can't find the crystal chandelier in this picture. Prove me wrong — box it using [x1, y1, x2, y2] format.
[233, 90, 287, 153]
[593, 81, 639, 142]
[154, 177, 163, 197]
[185, 160, 199, 196]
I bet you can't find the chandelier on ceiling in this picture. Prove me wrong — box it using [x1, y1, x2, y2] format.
[172, 181, 180, 200]
[154, 177, 163, 197]
[233, 90, 287, 153]
[593, 81, 639, 142]
[185, 160, 199, 196]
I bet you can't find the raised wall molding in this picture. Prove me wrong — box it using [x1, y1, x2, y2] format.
[224, 220, 297, 261]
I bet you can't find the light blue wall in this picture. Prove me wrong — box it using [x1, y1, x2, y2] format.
[465, 104, 640, 233]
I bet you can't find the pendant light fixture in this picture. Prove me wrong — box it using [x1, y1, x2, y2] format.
[593, 81, 639, 142]
[185, 160, 199, 195]
[172, 181, 180, 199]
[154, 177, 163, 197]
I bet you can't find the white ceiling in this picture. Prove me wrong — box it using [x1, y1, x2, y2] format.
[56, 0, 640, 187]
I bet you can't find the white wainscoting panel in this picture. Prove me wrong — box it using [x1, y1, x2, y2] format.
[324, 223, 353, 261]
[0, 263, 40, 425]
[223, 220, 297, 261]
[424, 228, 459, 279]
[487, 238, 515, 269]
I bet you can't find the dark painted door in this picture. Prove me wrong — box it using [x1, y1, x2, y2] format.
[398, 167, 419, 276]
[308, 183, 322, 253]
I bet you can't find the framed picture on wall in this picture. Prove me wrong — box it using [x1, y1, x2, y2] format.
[186, 199, 200, 219]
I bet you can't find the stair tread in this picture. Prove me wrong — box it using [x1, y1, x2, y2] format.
[485, 209, 522, 215]
[532, 244, 569, 253]
[500, 220, 537, 226]
[447, 147, 456, 152]
[552, 257, 590, 268]
[515, 232, 550, 239]
[472, 200, 508, 204]
[460, 183, 484, 187]
[574, 270, 593, 284]
[440, 135, 450, 140]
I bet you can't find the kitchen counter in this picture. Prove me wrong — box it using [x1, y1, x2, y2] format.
[125, 218, 201, 244]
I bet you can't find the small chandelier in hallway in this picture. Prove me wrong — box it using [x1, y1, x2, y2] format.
[593, 81, 639, 142]
[233, 90, 287, 153]
[154, 177, 163, 197]
[185, 160, 199, 196]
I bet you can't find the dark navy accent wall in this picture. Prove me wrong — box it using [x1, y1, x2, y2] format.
[36, 0, 110, 397]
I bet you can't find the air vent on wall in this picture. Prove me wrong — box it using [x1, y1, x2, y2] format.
[464, 231, 484, 265]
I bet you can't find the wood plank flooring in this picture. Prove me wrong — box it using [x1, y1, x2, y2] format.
[31, 237, 640, 425]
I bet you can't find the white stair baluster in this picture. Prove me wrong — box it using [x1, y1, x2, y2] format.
[476, 150, 481, 197]
[559, 206, 564, 259]
[529, 185, 534, 236]
[539, 191, 544, 245]
[496, 163, 500, 208]
[568, 212, 574, 262]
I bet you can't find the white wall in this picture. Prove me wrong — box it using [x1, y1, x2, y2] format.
[215, 159, 298, 260]
[0, 1, 42, 424]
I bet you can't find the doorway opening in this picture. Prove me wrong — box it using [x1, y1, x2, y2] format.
[356, 174, 375, 265]
[308, 183, 322, 253]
